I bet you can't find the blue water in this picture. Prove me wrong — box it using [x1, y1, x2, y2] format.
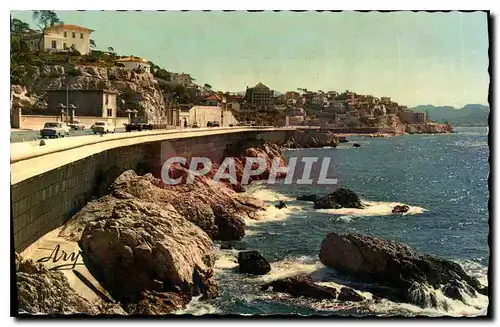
[181, 127, 490, 316]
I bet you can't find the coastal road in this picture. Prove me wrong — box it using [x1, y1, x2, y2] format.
[11, 128, 126, 143]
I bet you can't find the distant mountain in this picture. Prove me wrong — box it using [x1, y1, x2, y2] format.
[411, 104, 490, 127]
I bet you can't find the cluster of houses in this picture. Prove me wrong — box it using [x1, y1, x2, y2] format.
[20, 22, 426, 129]
[282, 90, 427, 127]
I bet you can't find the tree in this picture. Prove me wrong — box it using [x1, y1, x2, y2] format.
[11, 17, 31, 53]
[90, 39, 96, 49]
[32, 10, 62, 53]
[107, 46, 115, 53]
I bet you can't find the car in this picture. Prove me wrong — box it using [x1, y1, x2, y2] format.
[207, 121, 220, 127]
[237, 122, 251, 127]
[40, 122, 71, 138]
[191, 122, 200, 128]
[68, 120, 85, 130]
[91, 121, 115, 134]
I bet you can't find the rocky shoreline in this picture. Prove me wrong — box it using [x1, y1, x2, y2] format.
[15, 133, 486, 316]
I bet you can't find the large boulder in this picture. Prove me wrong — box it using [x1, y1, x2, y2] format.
[238, 250, 271, 275]
[16, 254, 101, 315]
[108, 169, 264, 241]
[261, 275, 337, 300]
[319, 232, 487, 307]
[313, 188, 364, 209]
[79, 199, 218, 311]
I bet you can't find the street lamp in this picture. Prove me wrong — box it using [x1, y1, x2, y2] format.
[125, 109, 132, 123]
[57, 103, 66, 122]
[68, 104, 76, 123]
[221, 98, 227, 127]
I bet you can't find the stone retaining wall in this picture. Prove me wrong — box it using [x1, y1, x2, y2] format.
[11, 129, 290, 251]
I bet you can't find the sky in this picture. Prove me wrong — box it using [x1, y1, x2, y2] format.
[12, 10, 489, 107]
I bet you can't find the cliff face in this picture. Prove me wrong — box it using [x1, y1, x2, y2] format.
[19, 65, 168, 123]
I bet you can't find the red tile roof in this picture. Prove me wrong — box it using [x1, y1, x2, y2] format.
[46, 24, 94, 32]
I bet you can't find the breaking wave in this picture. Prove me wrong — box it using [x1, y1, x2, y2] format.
[317, 200, 426, 217]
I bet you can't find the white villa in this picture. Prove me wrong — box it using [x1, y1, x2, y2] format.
[114, 56, 151, 73]
[24, 24, 94, 55]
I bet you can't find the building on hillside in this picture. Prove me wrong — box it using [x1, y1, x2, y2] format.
[172, 73, 193, 87]
[399, 111, 427, 124]
[178, 105, 239, 127]
[205, 94, 222, 106]
[47, 89, 117, 118]
[381, 97, 391, 104]
[24, 24, 94, 55]
[114, 56, 151, 73]
[245, 82, 274, 109]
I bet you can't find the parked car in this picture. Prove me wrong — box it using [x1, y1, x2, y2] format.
[40, 122, 71, 138]
[237, 122, 251, 127]
[68, 120, 85, 130]
[91, 121, 115, 134]
[207, 121, 221, 127]
[191, 122, 200, 128]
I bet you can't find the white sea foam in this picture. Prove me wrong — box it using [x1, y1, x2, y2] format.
[214, 249, 239, 271]
[174, 295, 219, 315]
[248, 187, 295, 202]
[317, 200, 426, 217]
[256, 256, 322, 283]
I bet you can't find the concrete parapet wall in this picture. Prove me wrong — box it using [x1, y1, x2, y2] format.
[11, 127, 292, 252]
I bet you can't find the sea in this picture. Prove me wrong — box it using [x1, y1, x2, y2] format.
[177, 127, 490, 317]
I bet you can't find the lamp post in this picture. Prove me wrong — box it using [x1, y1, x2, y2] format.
[57, 103, 66, 122]
[221, 98, 227, 127]
[125, 109, 132, 123]
[68, 104, 76, 123]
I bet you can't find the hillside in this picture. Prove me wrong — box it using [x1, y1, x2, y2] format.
[411, 104, 489, 127]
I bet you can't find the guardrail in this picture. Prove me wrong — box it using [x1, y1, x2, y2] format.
[10, 126, 291, 164]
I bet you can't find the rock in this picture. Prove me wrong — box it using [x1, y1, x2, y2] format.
[79, 198, 218, 311]
[297, 194, 319, 202]
[338, 287, 364, 302]
[238, 250, 271, 275]
[261, 275, 337, 300]
[130, 290, 189, 315]
[313, 188, 364, 209]
[220, 242, 234, 250]
[16, 253, 100, 315]
[282, 130, 339, 149]
[352, 143, 362, 148]
[275, 201, 287, 209]
[319, 232, 486, 307]
[212, 205, 246, 241]
[169, 195, 218, 238]
[392, 205, 410, 214]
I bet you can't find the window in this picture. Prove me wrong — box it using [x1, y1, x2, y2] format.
[72, 32, 75, 38]
[64, 31, 67, 37]
[71, 44, 76, 50]
[51, 40, 57, 49]
[63, 43, 67, 49]
[107, 109, 112, 117]
[105, 94, 109, 105]
[80, 33, 83, 39]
